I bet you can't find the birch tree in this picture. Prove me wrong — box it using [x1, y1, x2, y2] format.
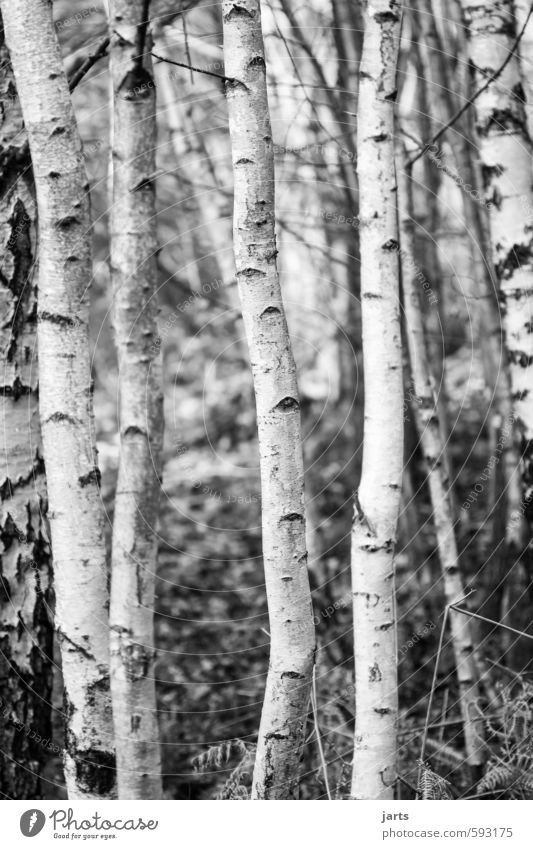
[222, 0, 316, 800]
[398, 152, 485, 775]
[0, 20, 53, 798]
[460, 0, 533, 530]
[0, 0, 115, 798]
[109, 0, 163, 800]
[351, 0, 403, 801]
[514, 0, 533, 141]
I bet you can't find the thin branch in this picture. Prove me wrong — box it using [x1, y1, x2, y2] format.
[182, 11, 194, 85]
[418, 604, 450, 797]
[133, 0, 151, 68]
[408, 1, 533, 167]
[450, 605, 533, 642]
[68, 37, 110, 93]
[311, 667, 332, 800]
[150, 50, 239, 85]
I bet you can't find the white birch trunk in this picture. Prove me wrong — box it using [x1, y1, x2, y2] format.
[514, 0, 533, 141]
[350, 0, 403, 801]
[109, 0, 163, 800]
[0, 23, 53, 797]
[0, 0, 115, 799]
[398, 152, 486, 773]
[222, 0, 316, 800]
[461, 0, 533, 534]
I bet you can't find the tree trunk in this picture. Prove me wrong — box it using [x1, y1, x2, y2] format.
[514, 0, 533, 141]
[415, 0, 524, 661]
[108, 0, 163, 800]
[350, 0, 403, 801]
[0, 0, 115, 799]
[0, 19, 53, 798]
[222, 0, 316, 800]
[460, 0, 533, 534]
[398, 150, 486, 776]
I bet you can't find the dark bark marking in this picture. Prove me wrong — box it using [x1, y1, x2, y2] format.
[75, 748, 116, 796]
[55, 215, 81, 231]
[273, 396, 299, 411]
[39, 311, 76, 327]
[279, 512, 303, 523]
[78, 468, 101, 488]
[260, 306, 280, 317]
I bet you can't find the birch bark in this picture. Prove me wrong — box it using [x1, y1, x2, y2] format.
[460, 0, 533, 530]
[222, 0, 316, 800]
[109, 0, 163, 800]
[350, 0, 403, 801]
[0, 21, 53, 798]
[514, 0, 533, 141]
[0, 0, 115, 799]
[398, 153, 485, 774]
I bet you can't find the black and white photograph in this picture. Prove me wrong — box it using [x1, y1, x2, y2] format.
[1, 0, 533, 842]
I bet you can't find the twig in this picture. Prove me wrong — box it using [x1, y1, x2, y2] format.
[182, 11, 194, 85]
[311, 667, 332, 800]
[418, 588, 478, 792]
[450, 605, 533, 642]
[68, 37, 110, 93]
[150, 50, 238, 85]
[133, 0, 151, 68]
[408, 1, 533, 167]
[418, 604, 450, 797]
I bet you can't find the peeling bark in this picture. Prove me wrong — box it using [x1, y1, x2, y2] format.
[460, 0, 533, 529]
[109, 0, 163, 800]
[0, 20, 53, 798]
[514, 0, 533, 140]
[0, 0, 115, 798]
[350, 0, 403, 801]
[222, 0, 316, 800]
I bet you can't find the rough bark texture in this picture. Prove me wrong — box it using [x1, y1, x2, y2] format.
[109, 0, 163, 800]
[0, 0, 115, 799]
[398, 154, 486, 772]
[415, 0, 524, 639]
[222, 0, 316, 800]
[0, 20, 53, 799]
[514, 0, 533, 140]
[350, 0, 403, 801]
[461, 0, 533, 528]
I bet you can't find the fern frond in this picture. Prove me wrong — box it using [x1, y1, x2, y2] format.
[417, 760, 453, 799]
